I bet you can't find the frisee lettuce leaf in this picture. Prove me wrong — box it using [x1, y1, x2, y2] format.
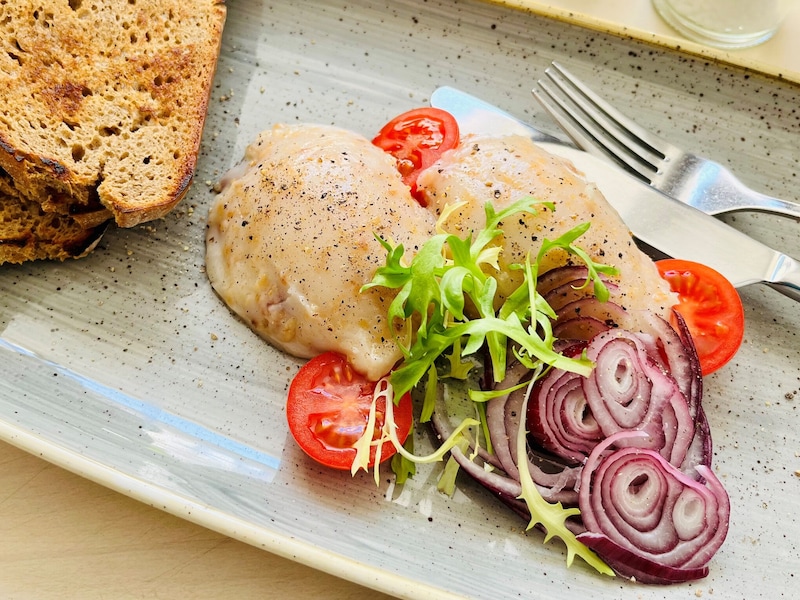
[436, 436, 471, 496]
[516, 369, 615, 576]
[357, 197, 618, 576]
[363, 196, 614, 399]
[391, 435, 416, 485]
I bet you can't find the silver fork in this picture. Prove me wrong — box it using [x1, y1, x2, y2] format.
[532, 61, 800, 220]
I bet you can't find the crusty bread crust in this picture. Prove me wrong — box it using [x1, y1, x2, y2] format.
[0, 0, 226, 233]
[0, 182, 108, 264]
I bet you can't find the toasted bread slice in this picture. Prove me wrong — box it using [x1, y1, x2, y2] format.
[0, 181, 108, 264]
[0, 0, 226, 231]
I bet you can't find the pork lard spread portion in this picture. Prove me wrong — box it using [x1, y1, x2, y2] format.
[206, 124, 676, 379]
[205, 124, 436, 381]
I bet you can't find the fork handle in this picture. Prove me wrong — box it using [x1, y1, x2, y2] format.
[745, 190, 800, 220]
[753, 196, 800, 219]
[669, 161, 800, 219]
[767, 254, 800, 303]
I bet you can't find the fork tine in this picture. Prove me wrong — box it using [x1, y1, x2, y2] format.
[533, 77, 658, 183]
[551, 62, 674, 157]
[530, 81, 619, 162]
[535, 63, 678, 183]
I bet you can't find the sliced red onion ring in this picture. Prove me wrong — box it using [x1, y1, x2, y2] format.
[553, 316, 611, 342]
[578, 431, 730, 583]
[582, 330, 695, 467]
[486, 361, 530, 479]
[668, 309, 704, 419]
[537, 265, 595, 295]
[637, 310, 703, 422]
[583, 332, 655, 428]
[449, 444, 523, 500]
[545, 279, 620, 312]
[575, 532, 710, 584]
[528, 369, 604, 464]
[679, 406, 713, 478]
[486, 361, 581, 504]
[504, 389, 581, 502]
[551, 296, 702, 428]
[556, 297, 634, 331]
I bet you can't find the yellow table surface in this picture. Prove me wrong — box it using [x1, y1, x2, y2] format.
[0, 440, 394, 599]
[510, 0, 800, 83]
[2, 4, 798, 600]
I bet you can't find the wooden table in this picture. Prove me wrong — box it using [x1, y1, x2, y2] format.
[0, 440, 392, 599]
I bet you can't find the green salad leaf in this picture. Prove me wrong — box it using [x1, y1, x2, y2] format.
[359, 197, 618, 575]
[363, 196, 611, 398]
[515, 368, 615, 576]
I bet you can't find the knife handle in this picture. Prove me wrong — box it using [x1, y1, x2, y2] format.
[767, 255, 800, 303]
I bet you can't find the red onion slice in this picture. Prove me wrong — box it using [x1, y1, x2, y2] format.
[637, 310, 703, 422]
[575, 532, 710, 584]
[545, 278, 620, 312]
[668, 309, 704, 419]
[679, 406, 713, 478]
[537, 265, 594, 295]
[553, 316, 611, 342]
[450, 444, 523, 500]
[584, 332, 655, 428]
[529, 369, 604, 464]
[487, 367, 581, 504]
[486, 361, 530, 480]
[578, 431, 730, 582]
[556, 297, 634, 331]
[582, 330, 695, 466]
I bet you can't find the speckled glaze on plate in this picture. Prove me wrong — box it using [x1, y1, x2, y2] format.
[1, 1, 799, 598]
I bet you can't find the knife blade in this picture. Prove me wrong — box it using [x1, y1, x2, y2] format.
[430, 86, 800, 303]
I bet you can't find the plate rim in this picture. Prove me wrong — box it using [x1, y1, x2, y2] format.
[0, 417, 465, 600]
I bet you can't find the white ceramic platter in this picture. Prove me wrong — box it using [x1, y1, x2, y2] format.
[1, 1, 799, 598]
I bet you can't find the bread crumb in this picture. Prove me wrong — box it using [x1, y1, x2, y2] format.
[210, 333, 219, 341]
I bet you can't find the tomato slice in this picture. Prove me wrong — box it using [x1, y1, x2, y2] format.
[656, 259, 745, 376]
[286, 351, 413, 470]
[372, 107, 459, 205]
